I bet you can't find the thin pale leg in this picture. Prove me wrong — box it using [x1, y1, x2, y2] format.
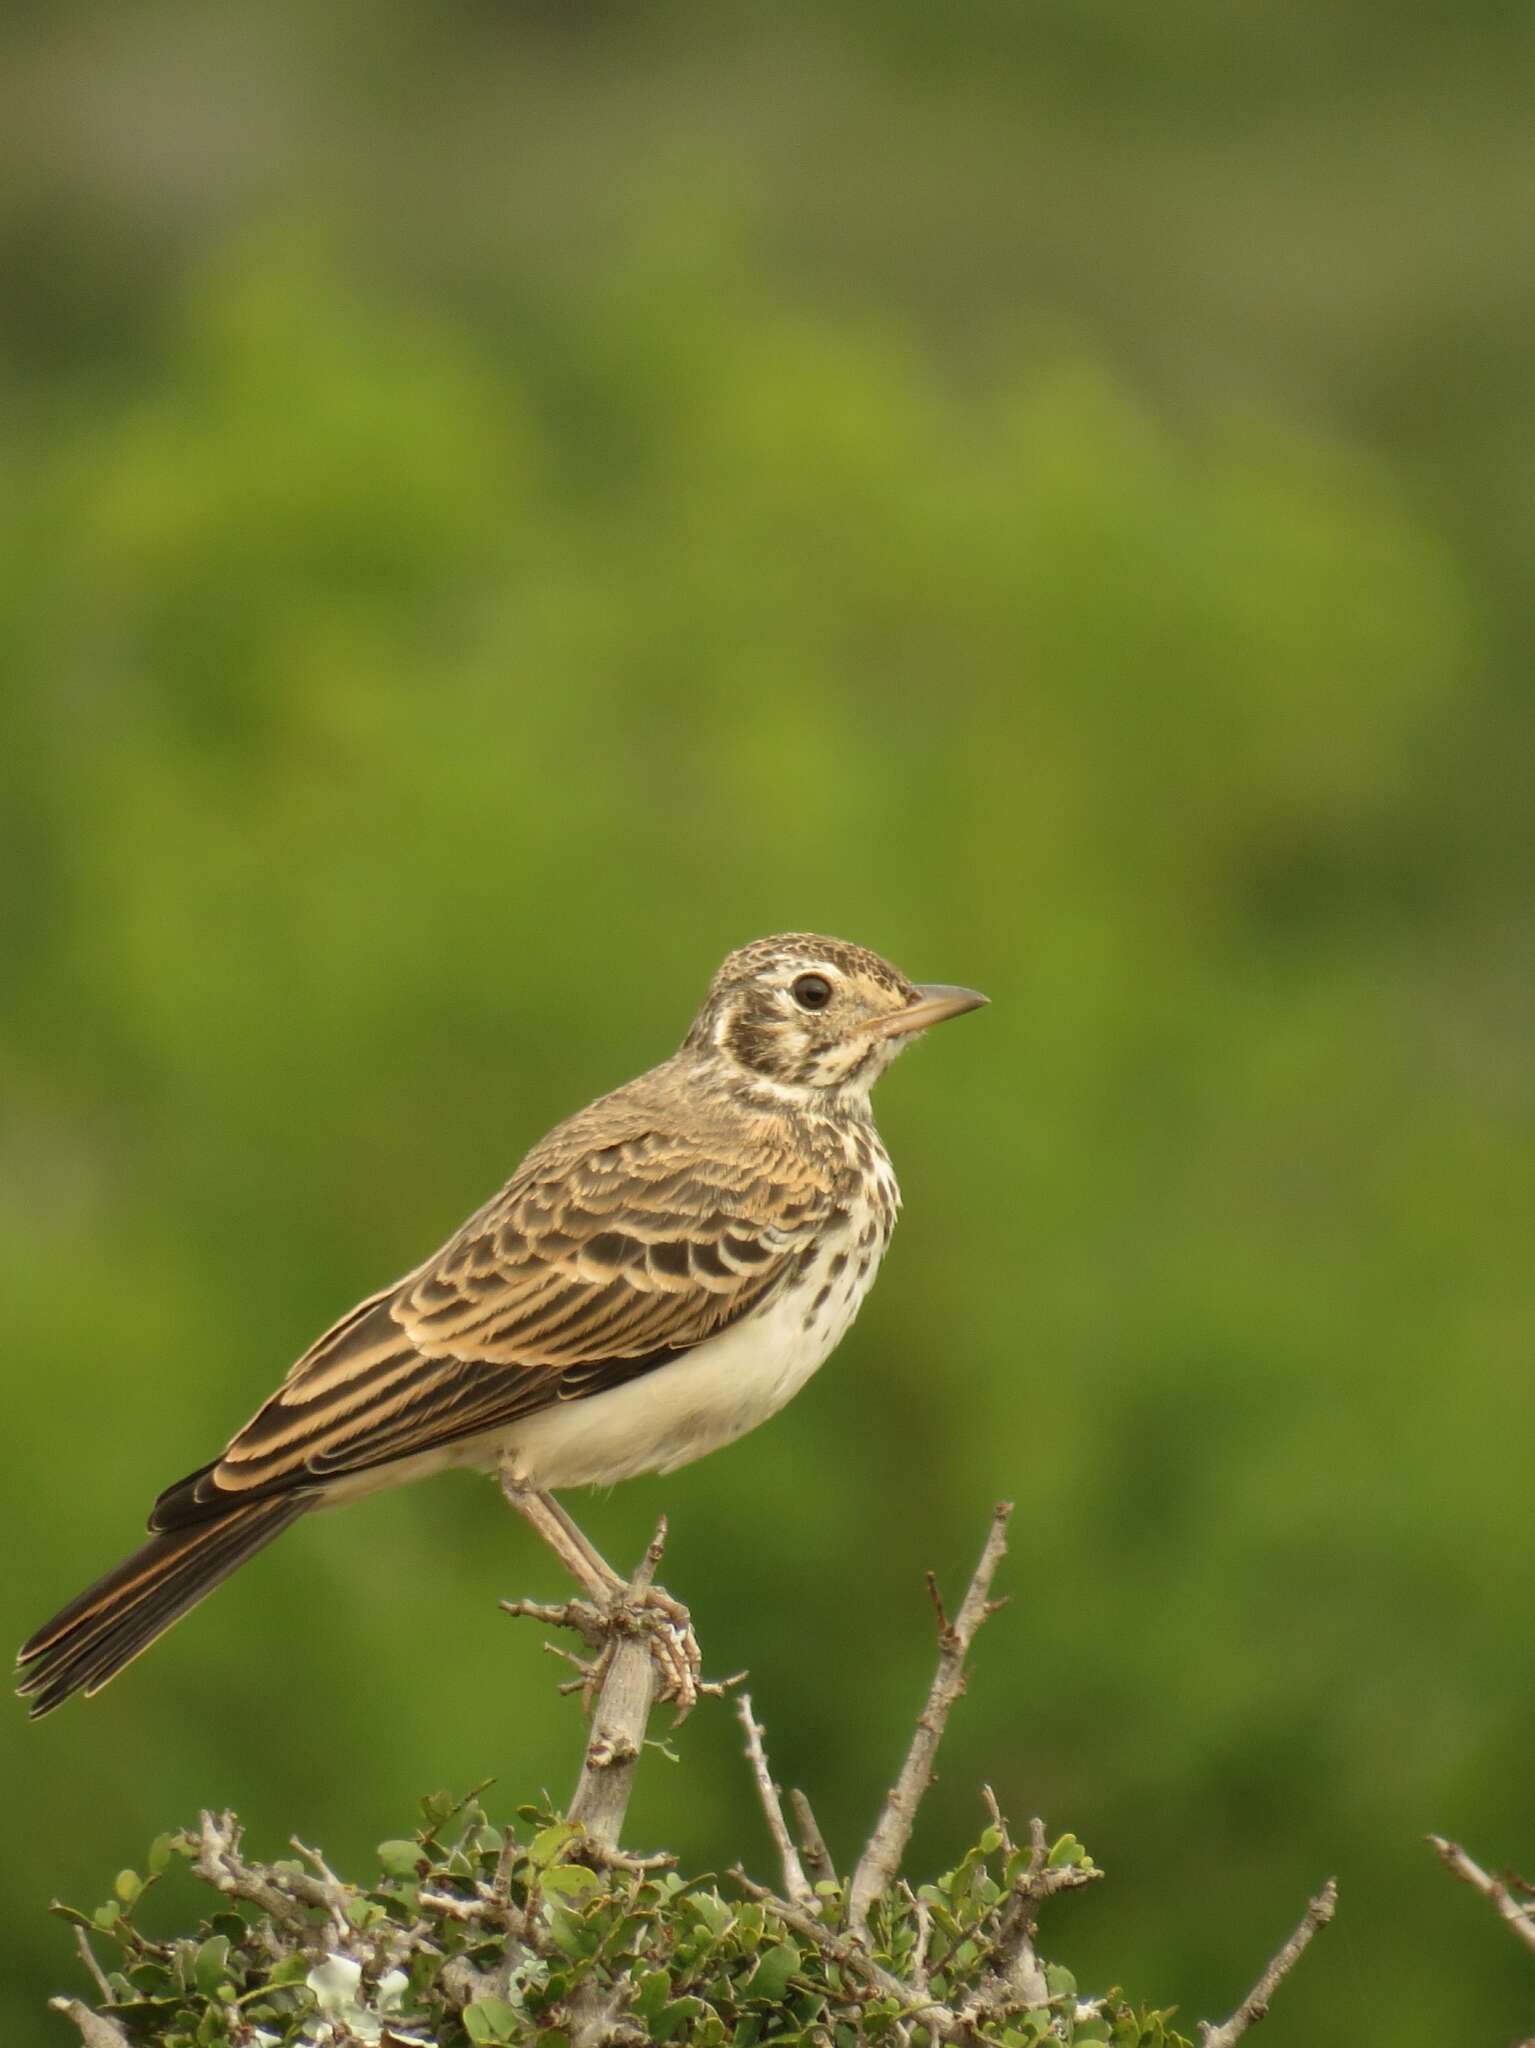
[531, 1490, 699, 1648]
[501, 1480, 624, 1600]
[499, 1475, 702, 1713]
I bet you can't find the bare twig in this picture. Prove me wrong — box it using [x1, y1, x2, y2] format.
[565, 1521, 669, 1850]
[288, 1832, 355, 1938]
[569, 1838, 677, 1874]
[418, 1889, 495, 1924]
[1198, 1879, 1338, 2048]
[290, 1834, 346, 1891]
[71, 1927, 116, 2006]
[46, 2001, 130, 2048]
[848, 1502, 1013, 1932]
[898, 1882, 933, 1996]
[1429, 1836, 1535, 1957]
[491, 1829, 518, 1904]
[192, 1812, 318, 1935]
[500, 1595, 611, 1654]
[790, 1788, 837, 1888]
[738, 1693, 815, 1906]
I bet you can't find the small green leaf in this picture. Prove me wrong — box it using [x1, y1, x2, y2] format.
[195, 2003, 227, 2044]
[1045, 1961, 1079, 2002]
[464, 1995, 521, 2043]
[654, 1995, 707, 2042]
[419, 1790, 457, 1831]
[114, 1869, 142, 1905]
[194, 1935, 232, 1998]
[546, 1906, 595, 1957]
[147, 1833, 180, 1875]
[92, 1902, 120, 1930]
[529, 1821, 581, 1867]
[691, 1891, 732, 1937]
[747, 1940, 800, 2002]
[635, 1971, 672, 2020]
[378, 1838, 425, 1878]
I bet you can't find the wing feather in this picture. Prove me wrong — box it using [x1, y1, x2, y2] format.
[151, 1106, 841, 1528]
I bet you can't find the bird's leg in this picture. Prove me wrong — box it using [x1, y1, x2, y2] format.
[529, 1492, 704, 1665]
[499, 1476, 702, 1715]
[501, 1481, 624, 1600]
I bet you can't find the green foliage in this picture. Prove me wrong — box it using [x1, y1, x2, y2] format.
[57, 1795, 1186, 2048]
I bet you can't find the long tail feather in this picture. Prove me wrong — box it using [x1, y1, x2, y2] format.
[16, 1494, 312, 1717]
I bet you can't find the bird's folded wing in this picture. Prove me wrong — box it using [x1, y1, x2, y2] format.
[151, 1125, 835, 1527]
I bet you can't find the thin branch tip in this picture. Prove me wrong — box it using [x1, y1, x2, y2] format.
[737, 1691, 814, 1905]
[847, 1504, 1014, 1931]
[1199, 1878, 1338, 2048]
[790, 1787, 838, 1887]
[1429, 1835, 1535, 1956]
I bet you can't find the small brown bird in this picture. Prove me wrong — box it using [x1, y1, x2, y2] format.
[17, 934, 985, 1717]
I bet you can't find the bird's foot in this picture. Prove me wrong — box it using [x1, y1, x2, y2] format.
[588, 1583, 704, 1719]
[502, 1585, 733, 1723]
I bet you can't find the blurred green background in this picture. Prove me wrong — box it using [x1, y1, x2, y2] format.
[2, 3, 1532, 2043]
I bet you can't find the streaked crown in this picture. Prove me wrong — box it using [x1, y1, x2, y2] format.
[684, 934, 986, 1099]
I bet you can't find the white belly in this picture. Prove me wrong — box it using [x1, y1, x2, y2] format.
[496, 1224, 886, 1491]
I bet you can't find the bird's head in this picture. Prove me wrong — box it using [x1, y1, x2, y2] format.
[684, 933, 986, 1103]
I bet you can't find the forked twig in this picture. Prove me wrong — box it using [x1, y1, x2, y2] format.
[975, 1807, 1101, 2010]
[847, 1501, 1013, 1931]
[738, 1693, 814, 1906]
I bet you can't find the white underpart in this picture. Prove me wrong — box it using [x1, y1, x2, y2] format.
[499, 1201, 890, 1489]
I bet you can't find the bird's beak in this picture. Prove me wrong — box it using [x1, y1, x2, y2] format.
[868, 983, 990, 1039]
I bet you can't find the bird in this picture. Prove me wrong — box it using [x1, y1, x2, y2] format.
[17, 933, 986, 1718]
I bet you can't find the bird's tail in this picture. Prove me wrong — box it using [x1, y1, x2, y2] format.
[15, 1494, 311, 1718]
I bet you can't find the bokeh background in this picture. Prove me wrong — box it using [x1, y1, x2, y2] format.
[3, 4, 1533, 2043]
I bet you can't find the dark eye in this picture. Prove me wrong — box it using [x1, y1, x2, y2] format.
[791, 973, 833, 1012]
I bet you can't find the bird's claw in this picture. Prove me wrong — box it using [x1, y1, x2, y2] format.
[503, 1581, 736, 1722]
[587, 1586, 704, 1720]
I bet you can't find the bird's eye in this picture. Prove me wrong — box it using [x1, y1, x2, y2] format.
[791, 973, 834, 1012]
